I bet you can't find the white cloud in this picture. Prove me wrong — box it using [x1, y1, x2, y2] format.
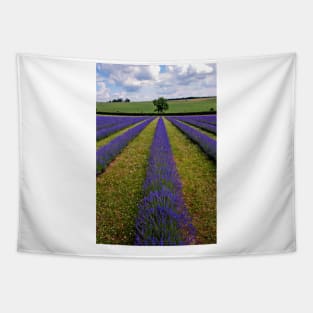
[97, 64, 160, 92]
[163, 64, 216, 86]
[96, 81, 110, 102]
[96, 63, 216, 101]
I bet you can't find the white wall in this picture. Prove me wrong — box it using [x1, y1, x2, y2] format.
[0, 1, 311, 312]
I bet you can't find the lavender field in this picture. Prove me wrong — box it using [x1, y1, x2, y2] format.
[96, 114, 217, 245]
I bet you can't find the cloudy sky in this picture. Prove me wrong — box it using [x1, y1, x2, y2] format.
[96, 63, 216, 102]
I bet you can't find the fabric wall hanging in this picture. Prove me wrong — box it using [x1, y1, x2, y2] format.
[17, 53, 296, 257]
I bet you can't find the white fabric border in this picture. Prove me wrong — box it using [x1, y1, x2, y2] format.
[17, 53, 296, 257]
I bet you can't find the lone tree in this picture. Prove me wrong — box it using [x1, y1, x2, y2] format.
[153, 97, 169, 113]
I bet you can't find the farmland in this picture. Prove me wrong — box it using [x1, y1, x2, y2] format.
[96, 113, 217, 245]
[97, 97, 216, 114]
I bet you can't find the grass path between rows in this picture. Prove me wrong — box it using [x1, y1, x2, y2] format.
[96, 120, 145, 150]
[179, 120, 217, 140]
[164, 118, 216, 244]
[96, 118, 158, 245]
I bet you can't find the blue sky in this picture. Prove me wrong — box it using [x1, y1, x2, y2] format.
[96, 63, 216, 102]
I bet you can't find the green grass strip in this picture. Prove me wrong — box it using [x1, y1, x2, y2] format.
[164, 119, 216, 244]
[96, 120, 145, 150]
[97, 98, 216, 114]
[96, 119, 158, 245]
[178, 120, 217, 140]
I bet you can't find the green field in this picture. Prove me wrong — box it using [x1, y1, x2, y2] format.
[97, 116, 217, 245]
[164, 119, 216, 244]
[97, 119, 158, 244]
[97, 97, 216, 114]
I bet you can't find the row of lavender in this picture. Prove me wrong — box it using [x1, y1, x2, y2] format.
[97, 116, 134, 130]
[174, 115, 216, 134]
[135, 118, 195, 245]
[191, 115, 216, 125]
[96, 115, 215, 244]
[176, 114, 216, 125]
[97, 118, 154, 175]
[96, 116, 148, 141]
[166, 117, 216, 161]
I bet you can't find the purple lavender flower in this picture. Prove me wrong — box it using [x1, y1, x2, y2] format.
[174, 116, 216, 134]
[167, 117, 216, 161]
[96, 116, 148, 141]
[135, 118, 195, 245]
[97, 116, 135, 131]
[190, 115, 216, 125]
[97, 118, 154, 175]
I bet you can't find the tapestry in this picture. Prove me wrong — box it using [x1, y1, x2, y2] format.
[17, 53, 296, 257]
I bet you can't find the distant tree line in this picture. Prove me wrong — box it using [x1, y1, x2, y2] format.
[108, 98, 130, 103]
[167, 96, 215, 101]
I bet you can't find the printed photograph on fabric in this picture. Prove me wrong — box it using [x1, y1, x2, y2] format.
[96, 62, 217, 245]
